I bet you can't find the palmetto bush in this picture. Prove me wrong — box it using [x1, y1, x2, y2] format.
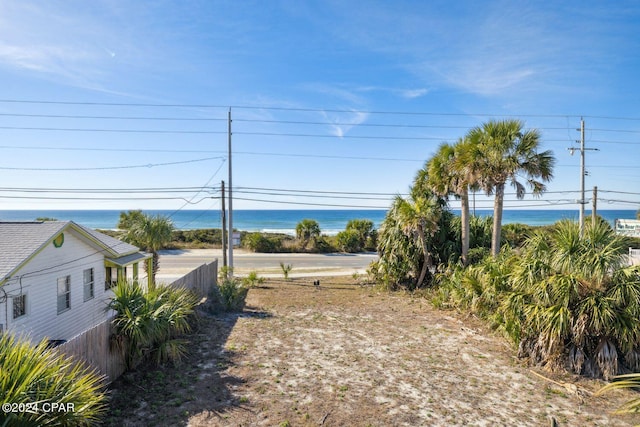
[0, 333, 108, 426]
[435, 219, 640, 379]
[109, 280, 199, 369]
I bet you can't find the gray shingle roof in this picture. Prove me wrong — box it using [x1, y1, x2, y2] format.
[0, 221, 142, 282]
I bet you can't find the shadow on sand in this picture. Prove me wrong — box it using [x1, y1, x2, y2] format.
[104, 304, 272, 426]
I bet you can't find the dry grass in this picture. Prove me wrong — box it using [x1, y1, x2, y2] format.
[107, 277, 639, 426]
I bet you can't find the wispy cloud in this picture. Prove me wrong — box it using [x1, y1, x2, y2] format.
[322, 110, 370, 138]
[400, 88, 429, 99]
[0, 2, 149, 93]
[314, 1, 626, 99]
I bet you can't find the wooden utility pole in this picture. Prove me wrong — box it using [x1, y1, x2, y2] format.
[592, 186, 598, 226]
[579, 118, 586, 237]
[221, 180, 227, 268]
[227, 109, 233, 275]
[569, 118, 597, 237]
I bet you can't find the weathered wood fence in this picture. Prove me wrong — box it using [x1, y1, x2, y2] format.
[57, 260, 218, 383]
[169, 259, 218, 298]
[56, 317, 124, 383]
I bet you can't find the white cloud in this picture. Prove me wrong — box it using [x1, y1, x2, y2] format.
[400, 88, 429, 99]
[322, 110, 370, 138]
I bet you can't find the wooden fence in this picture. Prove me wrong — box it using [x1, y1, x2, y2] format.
[57, 260, 218, 383]
[57, 317, 124, 383]
[169, 260, 218, 298]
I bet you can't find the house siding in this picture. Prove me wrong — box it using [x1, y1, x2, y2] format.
[1, 230, 114, 344]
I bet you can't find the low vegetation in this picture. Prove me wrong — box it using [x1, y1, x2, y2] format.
[0, 333, 108, 426]
[109, 280, 199, 369]
[209, 277, 248, 312]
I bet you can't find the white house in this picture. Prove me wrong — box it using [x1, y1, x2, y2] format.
[0, 221, 151, 345]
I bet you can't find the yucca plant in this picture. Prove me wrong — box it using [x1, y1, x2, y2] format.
[0, 333, 108, 426]
[109, 280, 199, 369]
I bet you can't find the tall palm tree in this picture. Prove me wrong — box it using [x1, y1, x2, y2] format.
[427, 139, 479, 266]
[125, 213, 174, 284]
[394, 192, 442, 287]
[467, 119, 555, 256]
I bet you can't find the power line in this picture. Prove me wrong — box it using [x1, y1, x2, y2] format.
[0, 126, 224, 134]
[0, 195, 213, 203]
[0, 113, 226, 121]
[0, 156, 224, 171]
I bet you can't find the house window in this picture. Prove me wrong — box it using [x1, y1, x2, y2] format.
[83, 268, 95, 301]
[105, 267, 117, 290]
[13, 294, 26, 319]
[57, 276, 71, 314]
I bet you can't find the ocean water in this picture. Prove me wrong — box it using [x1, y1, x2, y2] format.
[0, 209, 636, 234]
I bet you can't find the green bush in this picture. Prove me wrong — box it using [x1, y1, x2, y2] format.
[109, 281, 199, 369]
[0, 333, 108, 426]
[215, 278, 248, 311]
[243, 271, 265, 287]
[435, 220, 640, 379]
[244, 232, 280, 252]
[336, 229, 362, 253]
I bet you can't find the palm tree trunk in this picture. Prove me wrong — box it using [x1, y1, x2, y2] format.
[416, 227, 431, 287]
[460, 189, 470, 266]
[492, 183, 505, 257]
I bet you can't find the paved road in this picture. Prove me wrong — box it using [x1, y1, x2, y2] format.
[157, 249, 378, 280]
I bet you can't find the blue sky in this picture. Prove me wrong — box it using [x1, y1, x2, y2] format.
[0, 0, 639, 212]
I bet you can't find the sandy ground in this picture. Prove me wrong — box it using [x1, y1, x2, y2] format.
[106, 278, 639, 427]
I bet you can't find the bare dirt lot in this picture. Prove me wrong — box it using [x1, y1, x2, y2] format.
[106, 277, 639, 426]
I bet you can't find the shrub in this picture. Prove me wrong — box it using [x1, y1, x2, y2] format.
[243, 271, 265, 287]
[336, 229, 362, 253]
[0, 333, 108, 426]
[280, 262, 293, 280]
[244, 233, 280, 252]
[215, 278, 248, 311]
[435, 220, 640, 379]
[218, 265, 234, 281]
[109, 281, 199, 369]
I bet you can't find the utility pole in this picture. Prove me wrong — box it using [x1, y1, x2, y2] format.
[592, 186, 598, 226]
[227, 108, 233, 276]
[579, 118, 586, 236]
[221, 180, 227, 268]
[568, 118, 598, 238]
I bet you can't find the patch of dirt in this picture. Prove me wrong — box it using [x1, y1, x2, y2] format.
[106, 277, 639, 426]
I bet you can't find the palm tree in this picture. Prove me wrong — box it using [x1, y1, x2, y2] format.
[510, 219, 640, 378]
[372, 200, 422, 289]
[124, 213, 174, 284]
[109, 280, 198, 369]
[467, 119, 555, 256]
[295, 219, 321, 250]
[427, 139, 479, 266]
[394, 192, 442, 287]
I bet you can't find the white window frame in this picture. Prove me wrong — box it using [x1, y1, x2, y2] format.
[57, 275, 71, 314]
[83, 268, 95, 301]
[12, 293, 27, 319]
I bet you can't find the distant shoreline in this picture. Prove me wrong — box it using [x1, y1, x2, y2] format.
[0, 208, 636, 231]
